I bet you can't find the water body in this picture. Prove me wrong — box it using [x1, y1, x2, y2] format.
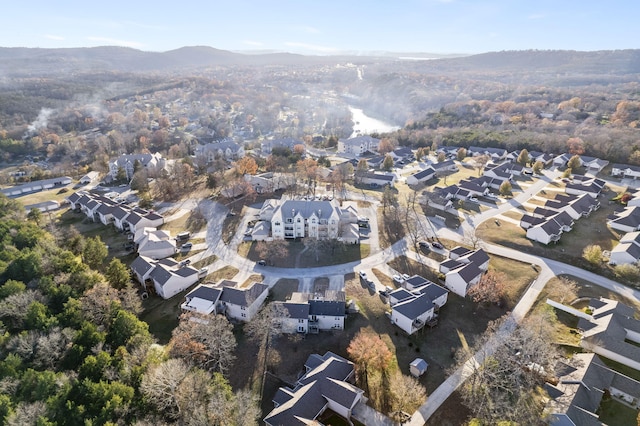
[349, 106, 400, 138]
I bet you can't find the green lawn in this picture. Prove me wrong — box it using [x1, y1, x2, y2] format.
[597, 396, 639, 426]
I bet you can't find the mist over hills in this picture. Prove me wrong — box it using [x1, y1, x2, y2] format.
[1, 45, 640, 77]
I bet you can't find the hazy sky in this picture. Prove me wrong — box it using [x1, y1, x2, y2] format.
[3, 0, 637, 54]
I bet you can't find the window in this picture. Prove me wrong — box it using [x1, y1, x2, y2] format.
[298, 319, 304, 323]
[286, 218, 293, 223]
[274, 221, 281, 226]
[241, 313, 246, 318]
[241, 306, 246, 310]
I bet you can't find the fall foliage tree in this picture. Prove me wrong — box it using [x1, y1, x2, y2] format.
[499, 180, 512, 197]
[532, 160, 544, 174]
[582, 244, 603, 265]
[169, 313, 237, 375]
[567, 154, 582, 171]
[517, 149, 530, 166]
[456, 147, 467, 161]
[347, 330, 393, 394]
[378, 138, 395, 155]
[437, 151, 446, 162]
[234, 156, 258, 176]
[382, 154, 394, 171]
[566, 137, 585, 155]
[467, 270, 507, 305]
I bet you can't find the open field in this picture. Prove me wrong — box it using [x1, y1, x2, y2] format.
[14, 184, 75, 206]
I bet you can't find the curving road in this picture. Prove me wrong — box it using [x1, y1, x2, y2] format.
[179, 169, 636, 425]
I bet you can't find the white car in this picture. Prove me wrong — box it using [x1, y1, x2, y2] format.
[359, 270, 367, 280]
[392, 275, 404, 284]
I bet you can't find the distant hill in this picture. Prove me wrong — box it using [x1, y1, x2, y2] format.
[0, 46, 639, 77]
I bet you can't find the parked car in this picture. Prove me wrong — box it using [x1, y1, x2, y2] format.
[367, 280, 376, 290]
[179, 259, 191, 267]
[432, 242, 444, 249]
[392, 274, 404, 284]
[402, 273, 411, 281]
[257, 259, 267, 266]
[418, 241, 430, 250]
[198, 267, 208, 278]
[180, 242, 193, 251]
[359, 270, 367, 280]
[468, 197, 479, 203]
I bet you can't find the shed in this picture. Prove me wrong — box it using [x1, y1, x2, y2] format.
[410, 358, 428, 378]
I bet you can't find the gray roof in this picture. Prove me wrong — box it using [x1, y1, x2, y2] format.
[130, 256, 154, 278]
[280, 302, 310, 319]
[186, 285, 222, 303]
[389, 288, 414, 303]
[451, 262, 483, 282]
[149, 264, 172, 285]
[265, 352, 358, 426]
[111, 206, 130, 220]
[393, 294, 434, 320]
[461, 249, 490, 266]
[404, 275, 430, 288]
[410, 167, 436, 181]
[219, 282, 268, 307]
[278, 199, 338, 220]
[417, 283, 449, 301]
[309, 300, 345, 316]
[431, 159, 456, 170]
[449, 246, 472, 257]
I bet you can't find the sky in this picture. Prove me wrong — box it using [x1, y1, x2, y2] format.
[2, 0, 637, 55]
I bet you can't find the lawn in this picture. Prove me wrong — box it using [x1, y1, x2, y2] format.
[139, 285, 195, 344]
[597, 397, 638, 426]
[159, 210, 207, 235]
[191, 255, 217, 270]
[240, 274, 264, 288]
[476, 191, 621, 277]
[270, 278, 300, 301]
[15, 184, 75, 206]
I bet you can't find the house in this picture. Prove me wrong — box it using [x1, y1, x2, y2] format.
[388, 288, 416, 306]
[390, 147, 414, 161]
[612, 163, 640, 180]
[520, 214, 546, 230]
[261, 137, 304, 155]
[607, 206, 640, 233]
[430, 159, 458, 174]
[123, 209, 164, 232]
[546, 352, 640, 425]
[582, 157, 609, 173]
[609, 242, 640, 265]
[444, 262, 484, 297]
[458, 179, 490, 197]
[356, 171, 396, 187]
[565, 178, 605, 198]
[578, 298, 640, 371]
[278, 302, 310, 334]
[415, 282, 449, 308]
[65, 192, 85, 210]
[148, 258, 199, 299]
[468, 146, 507, 161]
[194, 139, 244, 162]
[448, 246, 472, 260]
[112, 206, 131, 231]
[130, 256, 156, 285]
[426, 192, 454, 212]
[79, 171, 100, 185]
[526, 218, 563, 245]
[403, 274, 434, 291]
[218, 281, 269, 322]
[337, 135, 380, 156]
[244, 172, 295, 194]
[391, 294, 435, 335]
[483, 163, 514, 180]
[407, 167, 436, 185]
[181, 284, 223, 315]
[308, 299, 346, 332]
[264, 198, 358, 241]
[264, 352, 364, 426]
[0, 176, 72, 197]
[96, 202, 116, 226]
[136, 228, 176, 259]
[108, 153, 165, 181]
[551, 194, 601, 219]
[545, 353, 612, 426]
[553, 153, 574, 167]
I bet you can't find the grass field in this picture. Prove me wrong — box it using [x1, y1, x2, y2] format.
[15, 184, 75, 206]
[239, 240, 369, 268]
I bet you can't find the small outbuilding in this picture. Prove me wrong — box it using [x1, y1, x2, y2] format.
[410, 358, 428, 378]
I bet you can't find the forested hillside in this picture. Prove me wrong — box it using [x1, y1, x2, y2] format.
[0, 195, 258, 425]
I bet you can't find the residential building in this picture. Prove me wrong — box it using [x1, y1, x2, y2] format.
[578, 298, 640, 371]
[264, 352, 364, 426]
[607, 206, 640, 233]
[356, 171, 396, 187]
[612, 163, 640, 180]
[468, 146, 508, 161]
[391, 294, 435, 335]
[406, 167, 436, 186]
[430, 159, 458, 174]
[79, 171, 100, 185]
[136, 228, 176, 260]
[609, 241, 640, 265]
[108, 153, 165, 181]
[262, 198, 358, 242]
[218, 281, 269, 322]
[444, 262, 484, 297]
[308, 299, 346, 332]
[526, 218, 563, 245]
[279, 302, 310, 334]
[181, 284, 222, 315]
[148, 258, 199, 299]
[337, 135, 380, 156]
[194, 139, 244, 162]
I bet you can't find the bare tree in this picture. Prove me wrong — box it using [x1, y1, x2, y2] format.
[463, 228, 483, 250]
[140, 358, 190, 420]
[388, 372, 428, 421]
[455, 312, 557, 425]
[169, 313, 237, 375]
[547, 276, 578, 304]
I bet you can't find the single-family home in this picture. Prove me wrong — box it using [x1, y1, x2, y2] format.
[444, 262, 484, 297]
[580, 156, 609, 173]
[96, 203, 116, 226]
[526, 218, 563, 245]
[130, 256, 156, 285]
[520, 214, 546, 230]
[308, 300, 346, 332]
[356, 171, 396, 187]
[406, 167, 436, 186]
[137, 228, 176, 260]
[431, 159, 458, 174]
[388, 288, 416, 307]
[218, 281, 269, 322]
[612, 163, 640, 180]
[609, 242, 640, 265]
[565, 178, 605, 198]
[458, 179, 490, 197]
[278, 302, 310, 334]
[149, 258, 199, 299]
[244, 172, 295, 194]
[553, 153, 574, 168]
[578, 298, 640, 371]
[426, 193, 454, 212]
[264, 352, 364, 426]
[390, 147, 414, 161]
[468, 146, 507, 161]
[391, 294, 435, 335]
[337, 135, 380, 156]
[181, 284, 223, 315]
[65, 192, 85, 210]
[607, 206, 640, 233]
